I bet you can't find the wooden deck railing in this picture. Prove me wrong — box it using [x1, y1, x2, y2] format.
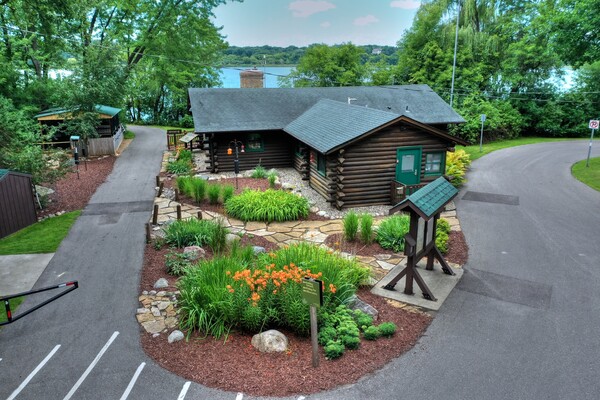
[390, 180, 427, 204]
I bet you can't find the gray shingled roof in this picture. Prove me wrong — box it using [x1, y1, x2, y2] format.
[284, 99, 400, 154]
[188, 85, 464, 134]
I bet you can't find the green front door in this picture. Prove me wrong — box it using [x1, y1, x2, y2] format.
[396, 147, 421, 185]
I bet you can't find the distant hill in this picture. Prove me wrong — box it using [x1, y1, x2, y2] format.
[220, 45, 398, 66]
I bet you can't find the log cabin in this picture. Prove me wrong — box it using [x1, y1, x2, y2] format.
[188, 85, 468, 209]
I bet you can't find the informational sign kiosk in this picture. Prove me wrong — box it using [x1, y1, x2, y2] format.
[384, 177, 458, 301]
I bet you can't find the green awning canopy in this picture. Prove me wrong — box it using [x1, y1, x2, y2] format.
[34, 105, 121, 119]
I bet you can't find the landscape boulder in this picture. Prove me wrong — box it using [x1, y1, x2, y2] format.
[347, 295, 379, 320]
[251, 330, 288, 353]
[168, 330, 184, 344]
[183, 245, 206, 261]
[154, 278, 169, 289]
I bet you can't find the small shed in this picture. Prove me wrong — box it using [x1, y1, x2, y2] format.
[0, 170, 37, 239]
[35, 105, 124, 156]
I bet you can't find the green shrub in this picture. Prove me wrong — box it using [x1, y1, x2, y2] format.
[324, 340, 345, 359]
[445, 149, 471, 187]
[165, 250, 194, 276]
[251, 165, 267, 179]
[178, 149, 193, 163]
[166, 160, 192, 175]
[343, 211, 359, 241]
[437, 218, 450, 234]
[359, 213, 374, 244]
[378, 322, 397, 338]
[267, 172, 277, 188]
[207, 184, 220, 204]
[176, 176, 193, 196]
[222, 185, 235, 203]
[363, 325, 381, 340]
[207, 218, 228, 254]
[353, 310, 373, 329]
[163, 218, 229, 248]
[179, 115, 194, 128]
[225, 189, 309, 222]
[341, 334, 360, 350]
[318, 326, 338, 346]
[376, 214, 410, 252]
[436, 218, 451, 254]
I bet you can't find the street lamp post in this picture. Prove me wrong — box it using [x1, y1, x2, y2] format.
[227, 139, 245, 189]
[450, 0, 461, 107]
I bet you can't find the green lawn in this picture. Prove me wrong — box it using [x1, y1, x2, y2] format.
[463, 137, 582, 161]
[0, 210, 81, 255]
[572, 157, 600, 192]
[124, 130, 135, 139]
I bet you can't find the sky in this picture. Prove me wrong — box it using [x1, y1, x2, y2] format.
[212, 0, 422, 47]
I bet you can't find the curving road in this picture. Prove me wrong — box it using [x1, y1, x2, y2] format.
[1, 137, 598, 400]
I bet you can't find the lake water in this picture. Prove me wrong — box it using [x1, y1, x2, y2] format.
[219, 66, 295, 88]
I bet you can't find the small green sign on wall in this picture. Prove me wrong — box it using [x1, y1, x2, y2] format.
[302, 277, 323, 308]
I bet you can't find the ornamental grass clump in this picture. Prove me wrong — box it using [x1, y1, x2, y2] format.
[207, 184, 220, 205]
[376, 214, 410, 252]
[359, 213, 374, 244]
[163, 218, 228, 249]
[267, 171, 277, 188]
[251, 164, 267, 179]
[222, 185, 235, 203]
[343, 211, 359, 241]
[177, 243, 369, 339]
[224, 189, 309, 222]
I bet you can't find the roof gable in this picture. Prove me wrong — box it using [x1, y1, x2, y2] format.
[188, 85, 465, 134]
[284, 99, 400, 154]
[390, 177, 458, 219]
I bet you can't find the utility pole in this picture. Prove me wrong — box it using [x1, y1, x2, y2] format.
[450, 0, 461, 107]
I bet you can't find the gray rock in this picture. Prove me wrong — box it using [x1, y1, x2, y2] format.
[149, 290, 157, 295]
[151, 307, 162, 317]
[310, 206, 319, 213]
[252, 246, 266, 255]
[225, 233, 240, 245]
[152, 333, 160, 338]
[317, 211, 327, 217]
[136, 308, 149, 314]
[156, 291, 167, 297]
[142, 290, 149, 295]
[142, 320, 166, 334]
[35, 185, 55, 196]
[168, 330, 185, 344]
[183, 245, 206, 260]
[154, 278, 169, 289]
[347, 295, 379, 320]
[282, 182, 295, 191]
[251, 330, 288, 353]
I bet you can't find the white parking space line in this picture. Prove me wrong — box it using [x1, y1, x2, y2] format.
[119, 362, 145, 400]
[7, 344, 61, 400]
[62, 331, 119, 400]
[177, 381, 191, 399]
[236, 393, 244, 400]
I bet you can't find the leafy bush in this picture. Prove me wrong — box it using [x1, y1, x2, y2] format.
[341, 334, 361, 350]
[353, 309, 373, 329]
[251, 165, 267, 179]
[222, 185, 235, 203]
[378, 322, 397, 338]
[376, 214, 410, 252]
[176, 176, 193, 196]
[152, 237, 165, 250]
[190, 178, 207, 203]
[343, 211, 359, 241]
[207, 184, 220, 204]
[318, 326, 338, 345]
[178, 243, 368, 338]
[225, 189, 309, 222]
[359, 213, 374, 244]
[268, 171, 277, 188]
[165, 250, 194, 276]
[436, 218, 451, 254]
[178, 149, 193, 163]
[166, 159, 192, 175]
[179, 115, 194, 128]
[445, 149, 471, 187]
[163, 218, 229, 248]
[324, 340, 345, 359]
[207, 218, 228, 254]
[363, 325, 381, 340]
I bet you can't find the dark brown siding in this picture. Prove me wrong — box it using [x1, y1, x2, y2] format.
[337, 123, 450, 208]
[0, 172, 37, 238]
[208, 131, 294, 172]
[308, 150, 334, 203]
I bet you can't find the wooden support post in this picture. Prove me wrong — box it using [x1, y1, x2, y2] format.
[177, 205, 182, 220]
[157, 182, 164, 197]
[145, 223, 151, 243]
[175, 189, 179, 201]
[156, 175, 160, 187]
[152, 204, 158, 225]
[310, 305, 320, 368]
[197, 211, 202, 220]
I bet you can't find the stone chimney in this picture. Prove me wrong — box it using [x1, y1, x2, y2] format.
[240, 68, 264, 88]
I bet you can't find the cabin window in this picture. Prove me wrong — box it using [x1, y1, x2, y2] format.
[316, 153, 326, 176]
[425, 152, 445, 175]
[246, 133, 264, 152]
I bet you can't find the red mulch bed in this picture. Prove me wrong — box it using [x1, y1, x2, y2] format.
[37, 156, 117, 219]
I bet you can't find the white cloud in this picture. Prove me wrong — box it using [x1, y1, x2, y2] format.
[390, 0, 421, 9]
[354, 15, 379, 26]
[289, 1, 336, 18]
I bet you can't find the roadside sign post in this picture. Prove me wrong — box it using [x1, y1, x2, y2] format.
[479, 114, 486, 153]
[302, 277, 323, 368]
[587, 120, 599, 167]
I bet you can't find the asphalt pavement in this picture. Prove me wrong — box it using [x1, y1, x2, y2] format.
[1, 138, 599, 400]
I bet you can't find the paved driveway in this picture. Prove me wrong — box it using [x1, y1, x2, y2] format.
[1, 139, 598, 400]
